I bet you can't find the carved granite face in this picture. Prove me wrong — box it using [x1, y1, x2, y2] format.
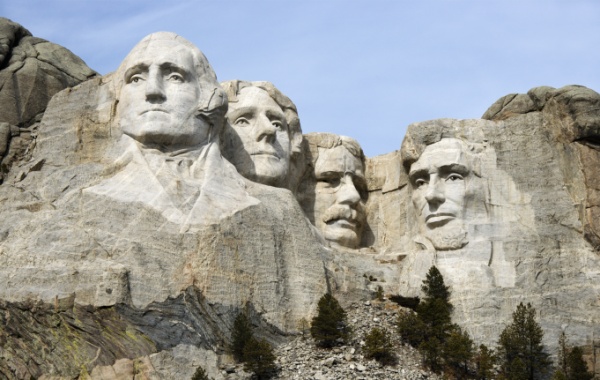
[409, 138, 472, 250]
[224, 86, 291, 186]
[117, 38, 209, 147]
[313, 145, 366, 249]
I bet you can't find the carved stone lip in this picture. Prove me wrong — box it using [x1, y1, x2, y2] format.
[140, 108, 168, 115]
[425, 213, 455, 227]
[250, 151, 279, 158]
[326, 217, 358, 230]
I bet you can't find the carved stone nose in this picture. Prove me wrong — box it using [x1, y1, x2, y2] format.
[145, 72, 166, 101]
[338, 175, 360, 205]
[424, 179, 445, 205]
[255, 115, 277, 142]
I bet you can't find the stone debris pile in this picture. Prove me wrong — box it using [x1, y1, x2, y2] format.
[221, 299, 441, 380]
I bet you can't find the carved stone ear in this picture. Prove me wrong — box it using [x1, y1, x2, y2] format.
[197, 86, 228, 133]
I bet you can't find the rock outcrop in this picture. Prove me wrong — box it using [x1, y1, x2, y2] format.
[0, 18, 97, 182]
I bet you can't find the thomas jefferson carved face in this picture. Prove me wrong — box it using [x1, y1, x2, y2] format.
[117, 38, 209, 148]
[409, 138, 472, 250]
[313, 145, 367, 249]
[224, 86, 291, 186]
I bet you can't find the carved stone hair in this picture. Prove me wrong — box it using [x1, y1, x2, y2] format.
[303, 132, 365, 166]
[400, 119, 486, 176]
[113, 32, 227, 133]
[220, 80, 303, 157]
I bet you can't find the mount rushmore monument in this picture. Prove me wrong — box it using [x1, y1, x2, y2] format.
[0, 18, 598, 379]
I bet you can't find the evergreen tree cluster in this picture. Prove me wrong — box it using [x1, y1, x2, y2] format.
[397, 266, 482, 376]
[497, 302, 550, 380]
[230, 312, 277, 379]
[226, 268, 596, 380]
[552, 332, 595, 380]
[394, 266, 596, 380]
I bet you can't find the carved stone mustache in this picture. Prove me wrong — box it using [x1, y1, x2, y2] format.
[322, 205, 363, 226]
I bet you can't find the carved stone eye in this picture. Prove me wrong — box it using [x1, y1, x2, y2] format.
[446, 174, 463, 182]
[235, 117, 250, 126]
[168, 73, 184, 83]
[415, 178, 427, 188]
[130, 75, 143, 84]
[319, 176, 341, 188]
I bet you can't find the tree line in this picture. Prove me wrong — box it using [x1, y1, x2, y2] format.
[192, 265, 596, 379]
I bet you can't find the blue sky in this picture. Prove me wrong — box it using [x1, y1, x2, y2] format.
[3, 1, 600, 157]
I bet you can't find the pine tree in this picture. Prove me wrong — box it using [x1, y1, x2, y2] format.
[310, 293, 350, 348]
[243, 337, 277, 379]
[498, 302, 550, 380]
[420, 336, 444, 373]
[565, 346, 594, 380]
[417, 266, 453, 342]
[557, 332, 568, 376]
[363, 327, 396, 365]
[397, 310, 427, 347]
[191, 366, 213, 380]
[443, 325, 474, 379]
[474, 344, 497, 380]
[231, 312, 254, 362]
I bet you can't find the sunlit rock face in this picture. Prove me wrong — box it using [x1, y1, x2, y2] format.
[0, 32, 327, 378]
[365, 109, 600, 369]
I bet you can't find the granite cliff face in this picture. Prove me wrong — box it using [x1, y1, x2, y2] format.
[0, 18, 598, 379]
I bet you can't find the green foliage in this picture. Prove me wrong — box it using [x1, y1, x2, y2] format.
[243, 337, 277, 379]
[375, 285, 384, 301]
[396, 310, 426, 347]
[310, 293, 350, 348]
[551, 369, 567, 380]
[191, 366, 213, 380]
[363, 327, 396, 365]
[420, 336, 444, 373]
[557, 332, 568, 375]
[498, 302, 550, 380]
[443, 325, 475, 379]
[397, 266, 477, 376]
[421, 265, 451, 303]
[474, 344, 498, 380]
[417, 266, 453, 342]
[565, 346, 594, 380]
[231, 312, 254, 362]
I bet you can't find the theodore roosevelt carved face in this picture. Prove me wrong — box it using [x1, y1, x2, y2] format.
[115, 32, 225, 150]
[221, 81, 302, 188]
[408, 138, 473, 250]
[299, 133, 367, 250]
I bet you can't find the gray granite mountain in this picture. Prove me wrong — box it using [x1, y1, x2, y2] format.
[0, 19, 598, 379]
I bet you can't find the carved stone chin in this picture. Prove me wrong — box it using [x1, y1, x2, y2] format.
[422, 223, 468, 251]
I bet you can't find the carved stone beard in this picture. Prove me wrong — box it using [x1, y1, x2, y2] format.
[422, 221, 468, 251]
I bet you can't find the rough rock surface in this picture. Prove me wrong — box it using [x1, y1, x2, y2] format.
[0, 35, 328, 378]
[0, 18, 96, 181]
[364, 88, 600, 373]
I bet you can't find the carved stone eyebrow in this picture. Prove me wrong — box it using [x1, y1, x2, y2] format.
[228, 106, 256, 118]
[408, 167, 429, 182]
[438, 163, 470, 176]
[124, 63, 149, 82]
[159, 62, 190, 78]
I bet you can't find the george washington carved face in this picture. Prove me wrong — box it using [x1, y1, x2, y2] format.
[115, 33, 224, 150]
